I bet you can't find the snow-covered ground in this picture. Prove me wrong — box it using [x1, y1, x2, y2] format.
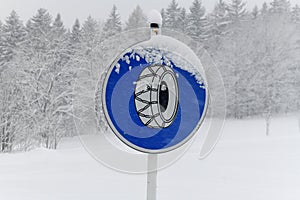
[0, 116, 299, 200]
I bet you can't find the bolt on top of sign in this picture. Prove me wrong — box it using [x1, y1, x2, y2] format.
[102, 10, 208, 154]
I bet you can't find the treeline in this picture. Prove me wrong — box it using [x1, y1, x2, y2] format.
[0, 0, 299, 152]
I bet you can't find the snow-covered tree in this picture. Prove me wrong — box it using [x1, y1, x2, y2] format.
[53, 14, 67, 42]
[261, 2, 269, 16]
[258, 15, 298, 135]
[0, 11, 27, 152]
[82, 16, 101, 50]
[270, 0, 291, 14]
[161, 8, 167, 28]
[0, 20, 2, 52]
[52, 14, 66, 37]
[252, 5, 259, 19]
[0, 10, 26, 66]
[227, 0, 247, 23]
[16, 9, 76, 149]
[70, 19, 82, 44]
[208, 0, 230, 49]
[68, 19, 82, 56]
[178, 8, 188, 33]
[52, 14, 70, 64]
[80, 15, 102, 82]
[0, 20, 2, 67]
[0, 67, 31, 152]
[165, 0, 181, 31]
[125, 5, 147, 30]
[187, 0, 209, 42]
[26, 8, 53, 52]
[103, 5, 122, 38]
[70, 16, 104, 129]
[291, 4, 300, 23]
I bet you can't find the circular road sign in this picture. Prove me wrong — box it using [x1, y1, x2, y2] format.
[102, 35, 208, 154]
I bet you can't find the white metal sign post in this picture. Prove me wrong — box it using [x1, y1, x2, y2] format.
[147, 154, 158, 200]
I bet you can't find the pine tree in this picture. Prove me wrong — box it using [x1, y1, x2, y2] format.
[270, 0, 279, 13]
[0, 20, 2, 36]
[52, 14, 66, 39]
[103, 5, 122, 38]
[270, 0, 291, 13]
[227, 0, 247, 23]
[82, 16, 100, 47]
[161, 8, 167, 28]
[209, 0, 230, 39]
[261, 2, 269, 16]
[81, 15, 101, 79]
[0, 21, 2, 67]
[252, 5, 259, 19]
[0, 10, 26, 65]
[187, 0, 209, 42]
[50, 14, 74, 148]
[165, 0, 181, 31]
[278, 0, 291, 13]
[51, 14, 70, 67]
[125, 5, 147, 30]
[214, 0, 247, 118]
[178, 8, 187, 33]
[52, 13, 68, 58]
[26, 8, 53, 53]
[291, 4, 300, 23]
[50, 14, 70, 72]
[70, 19, 81, 44]
[72, 16, 103, 126]
[67, 19, 82, 58]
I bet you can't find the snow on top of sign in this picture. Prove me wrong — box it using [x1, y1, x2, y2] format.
[136, 55, 140, 62]
[131, 35, 206, 86]
[115, 63, 121, 74]
[148, 9, 162, 26]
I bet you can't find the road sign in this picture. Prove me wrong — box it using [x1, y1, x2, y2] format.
[102, 39, 208, 154]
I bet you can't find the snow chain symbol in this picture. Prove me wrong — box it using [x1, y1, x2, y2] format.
[134, 65, 179, 129]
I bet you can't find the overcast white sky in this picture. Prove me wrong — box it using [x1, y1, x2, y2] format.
[0, 0, 299, 28]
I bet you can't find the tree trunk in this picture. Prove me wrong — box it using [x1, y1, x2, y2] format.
[46, 136, 49, 149]
[298, 116, 300, 133]
[265, 114, 271, 136]
[1, 126, 4, 152]
[54, 131, 57, 150]
[54, 137, 57, 150]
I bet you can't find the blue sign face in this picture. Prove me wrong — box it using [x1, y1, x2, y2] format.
[102, 47, 207, 153]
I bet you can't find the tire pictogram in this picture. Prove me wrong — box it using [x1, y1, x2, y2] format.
[134, 65, 179, 128]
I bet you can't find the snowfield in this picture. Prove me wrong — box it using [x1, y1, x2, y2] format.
[0, 117, 299, 200]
